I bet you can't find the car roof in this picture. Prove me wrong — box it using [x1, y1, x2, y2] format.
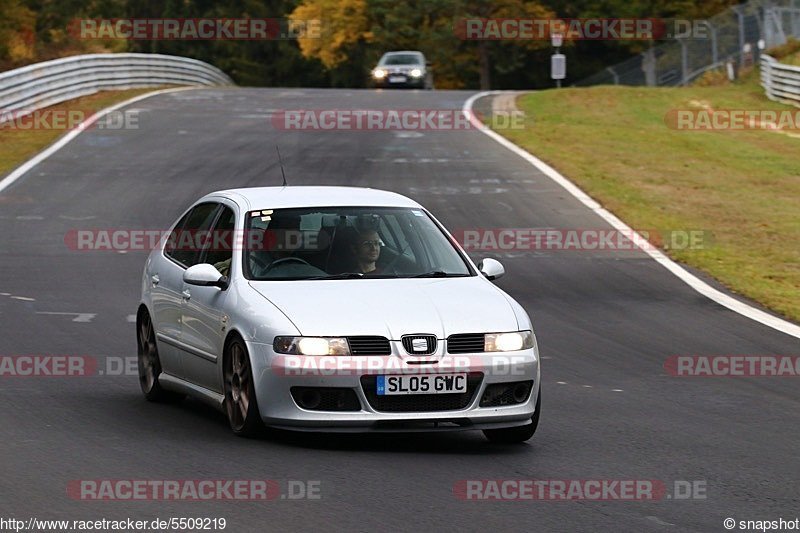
[381, 51, 424, 57]
[204, 186, 423, 210]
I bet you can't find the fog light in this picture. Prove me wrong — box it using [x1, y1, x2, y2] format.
[300, 390, 321, 410]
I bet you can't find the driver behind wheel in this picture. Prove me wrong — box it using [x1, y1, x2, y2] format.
[349, 228, 385, 274]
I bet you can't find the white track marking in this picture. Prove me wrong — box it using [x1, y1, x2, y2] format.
[36, 312, 96, 323]
[0, 87, 196, 194]
[10, 296, 35, 301]
[464, 91, 800, 340]
[59, 215, 96, 220]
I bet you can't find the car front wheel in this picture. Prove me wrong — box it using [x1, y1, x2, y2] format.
[223, 336, 263, 437]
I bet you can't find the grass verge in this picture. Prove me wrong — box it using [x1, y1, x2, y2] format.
[494, 74, 800, 323]
[0, 88, 161, 178]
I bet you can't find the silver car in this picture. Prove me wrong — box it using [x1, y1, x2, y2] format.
[136, 186, 540, 442]
[371, 51, 433, 89]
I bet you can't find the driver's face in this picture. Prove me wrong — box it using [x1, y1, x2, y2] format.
[354, 230, 381, 263]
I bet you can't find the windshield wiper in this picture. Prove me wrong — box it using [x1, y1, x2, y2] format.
[411, 271, 467, 278]
[307, 272, 365, 280]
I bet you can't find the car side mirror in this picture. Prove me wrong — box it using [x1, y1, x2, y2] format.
[183, 263, 229, 290]
[478, 258, 505, 281]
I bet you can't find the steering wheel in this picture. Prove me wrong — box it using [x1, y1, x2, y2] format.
[249, 253, 269, 271]
[261, 256, 312, 273]
[380, 249, 406, 273]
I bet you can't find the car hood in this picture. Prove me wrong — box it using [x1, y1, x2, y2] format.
[249, 277, 518, 338]
[376, 65, 423, 72]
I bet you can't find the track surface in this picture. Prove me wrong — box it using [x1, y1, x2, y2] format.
[0, 88, 798, 532]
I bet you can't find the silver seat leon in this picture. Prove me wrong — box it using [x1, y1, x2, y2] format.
[137, 186, 540, 442]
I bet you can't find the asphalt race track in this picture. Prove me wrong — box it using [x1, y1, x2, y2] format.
[0, 88, 798, 531]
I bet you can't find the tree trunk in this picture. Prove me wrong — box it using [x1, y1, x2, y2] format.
[479, 42, 491, 90]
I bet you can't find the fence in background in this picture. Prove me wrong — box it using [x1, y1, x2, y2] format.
[0, 53, 233, 123]
[760, 54, 800, 105]
[578, 0, 800, 87]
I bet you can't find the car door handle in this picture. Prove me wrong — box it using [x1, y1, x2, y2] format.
[182, 290, 191, 300]
[150, 274, 160, 286]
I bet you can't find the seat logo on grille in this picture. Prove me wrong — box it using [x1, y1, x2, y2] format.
[402, 335, 436, 355]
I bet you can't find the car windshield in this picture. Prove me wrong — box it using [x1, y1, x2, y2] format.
[243, 207, 472, 280]
[379, 54, 422, 66]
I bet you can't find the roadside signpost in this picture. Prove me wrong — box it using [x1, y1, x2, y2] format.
[551, 33, 565, 88]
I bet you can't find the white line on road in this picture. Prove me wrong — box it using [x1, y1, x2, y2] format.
[464, 91, 800, 340]
[36, 312, 96, 323]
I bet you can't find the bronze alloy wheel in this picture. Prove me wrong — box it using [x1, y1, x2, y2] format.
[137, 309, 182, 402]
[223, 337, 263, 436]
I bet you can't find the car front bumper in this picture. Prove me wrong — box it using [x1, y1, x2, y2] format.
[373, 76, 425, 89]
[247, 341, 540, 432]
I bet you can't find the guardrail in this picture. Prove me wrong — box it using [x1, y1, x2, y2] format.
[760, 54, 800, 107]
[0, 53, 234, 122]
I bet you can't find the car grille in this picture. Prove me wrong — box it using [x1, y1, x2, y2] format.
[347, 336, 391, 355]
[447, 333, 485, 354]
[401, 335, 437, 355]
[360, 373, 483, 412]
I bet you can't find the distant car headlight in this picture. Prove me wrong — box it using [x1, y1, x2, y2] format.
[484, 331, 534, 352]
[410, 68, 423, 78]
[373, 69, 386, 79]
[274, 336, 351, 356]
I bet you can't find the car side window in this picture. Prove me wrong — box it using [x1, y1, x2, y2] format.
[165, 202, 220, 268]
[203, 206, 236, 277]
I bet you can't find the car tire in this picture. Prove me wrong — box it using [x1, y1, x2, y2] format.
[482, 389, 540, 444]
[137, 309, 183, 403]
[223, 336, 264, 437]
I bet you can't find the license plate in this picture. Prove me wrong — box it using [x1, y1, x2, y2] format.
[388, 75, 405, 83]
[377, 373, 467, 395]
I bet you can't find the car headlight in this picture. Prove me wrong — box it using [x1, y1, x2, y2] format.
[273, 336, 351, 356]
[373, 69, 386, 79]
[410, 68, 423, 78]
[484, 331, 534, 352]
